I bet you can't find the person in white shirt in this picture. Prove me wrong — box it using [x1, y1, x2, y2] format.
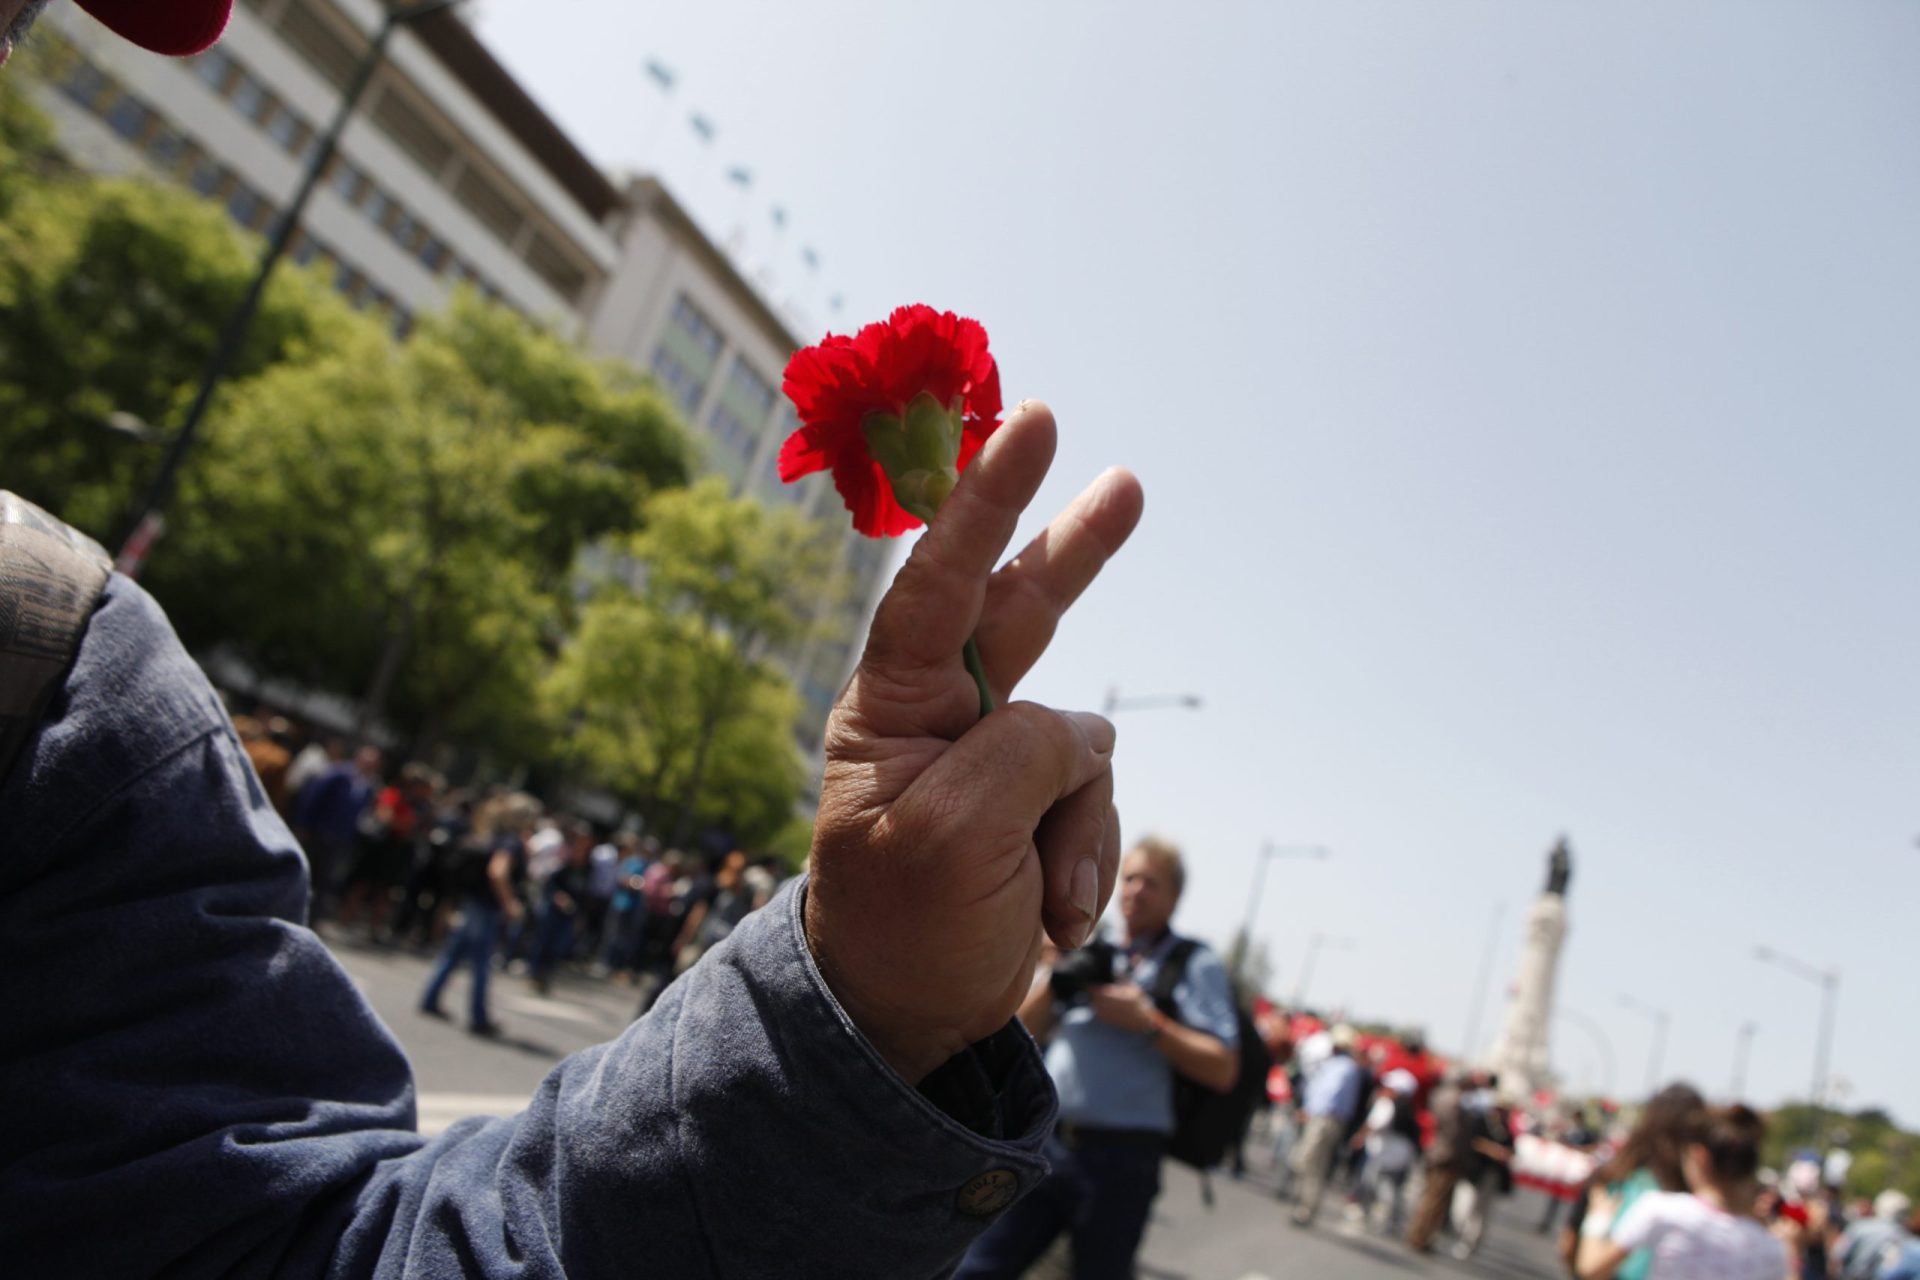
[1578, 1105, 1789, 1280]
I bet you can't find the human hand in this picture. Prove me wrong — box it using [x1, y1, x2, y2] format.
[804, 402, 1144, 1084]
[1086, 982, 1160, 1035]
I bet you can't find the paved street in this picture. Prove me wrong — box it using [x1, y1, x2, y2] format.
[328, 933, 1565, 1279]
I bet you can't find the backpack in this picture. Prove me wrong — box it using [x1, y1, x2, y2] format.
[1149, 939, 1275, 1187]
[0, 493, 112, 784]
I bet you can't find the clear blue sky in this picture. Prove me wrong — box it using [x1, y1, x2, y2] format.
[473, 1, 1920, 1125]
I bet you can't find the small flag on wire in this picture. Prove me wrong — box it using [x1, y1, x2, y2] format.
[643, 59, 676, 91]
[726, 166, 753, 187]
[689, 113, 716, 143]
[800, 246, 820, 270]
[771, 205, 788, 229]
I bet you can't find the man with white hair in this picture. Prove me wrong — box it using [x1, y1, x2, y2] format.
[1834, 1190, 1915, 1280]
[1291, 1023, 1367, 1226]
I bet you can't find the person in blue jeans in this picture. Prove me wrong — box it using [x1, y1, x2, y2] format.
[419, 796, 533, 1034]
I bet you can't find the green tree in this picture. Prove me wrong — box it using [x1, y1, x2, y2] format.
[546, 480, 847, 846]
[0, 176, 364, 539]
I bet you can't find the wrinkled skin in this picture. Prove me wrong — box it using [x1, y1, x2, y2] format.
[804, 400, 1144, 1083]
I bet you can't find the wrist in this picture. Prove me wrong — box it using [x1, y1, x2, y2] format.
[1143, 1008, 1170, 1045]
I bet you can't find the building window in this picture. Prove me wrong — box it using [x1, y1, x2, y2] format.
[525, 231, 588, 303]
[227, 184, 273, 231]
[144, 125, 190, 171]
[188, 156, 227, 198]
[58, 59, 110, 110]
[273, 2, 359, 90]
[417, 237, 449, 273]
[229, 73, 270, 123]
[370, 86, 455, 173]
[708, 356, 776, 461]
[670, 294, 723, 360]
[328, 159, 364, 204]
[191, 48, 235, 95]
[453, 166, 523, 243]
[264, 104, 307, 153]
[103, 92, 155, 143]
[649, 295, 726, 417]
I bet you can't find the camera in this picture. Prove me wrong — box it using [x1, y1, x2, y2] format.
[1049, 940, 1119, 1005]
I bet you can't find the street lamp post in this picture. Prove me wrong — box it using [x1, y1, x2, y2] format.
[1754, 945, 1840, 1151]
[1731, 1021, 1758, 1100]
[1460, 899, 1507, 1067]
[1555, 1006, 1619, 1101]
[1101, 687, 1203, 716]
[1619, 994, 1670, 1098]
[114, 0, 467, 575]
[1233, 841, 1329, 984]
[1294, 932, 1354, 1010]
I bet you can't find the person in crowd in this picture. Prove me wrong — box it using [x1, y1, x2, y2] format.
[528, 821, 594, 995]
[1453, 1089, 1519, 1260]
[1578, 1105, 1787, 1280]
[232, 711, 290, 812]
[290, 743, 381, 923]
[1572, 1083, 1711, 1280]
[417, 792, 536, 1035]
[1290, 1024, 1367, 1227]
[633, 847, 690, 1013]
[1407, 1068, 1475, 1252]
[598, 833, 652, 978]
[955, 837, 1239, 1279]
[1832, 1191, 1913, 1280]
[583, 828, 622, 970]
[1880, 1204, 1920, 1280]
[337, 762, 433, 937]
[1542, 1107, 1604, 1233]
[671, 849, 758, 974]
[387, 786, 471, 949]
[1352, 1068, 1422, 1235]
[284, 731, 339, 812]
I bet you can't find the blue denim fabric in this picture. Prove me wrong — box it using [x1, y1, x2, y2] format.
[0, 574, 1059, 1278]
[420, 898, 501, 1028]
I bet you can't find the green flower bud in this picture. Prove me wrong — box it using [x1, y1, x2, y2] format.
[903, 390, 964, 472]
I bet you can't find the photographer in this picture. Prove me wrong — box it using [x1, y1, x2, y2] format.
[957, 837, 1239, 1279]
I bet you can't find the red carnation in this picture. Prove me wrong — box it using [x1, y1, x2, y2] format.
[779, 304, 1003, 537]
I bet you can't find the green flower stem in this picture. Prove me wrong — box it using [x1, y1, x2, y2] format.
[963, 633, 995, 719]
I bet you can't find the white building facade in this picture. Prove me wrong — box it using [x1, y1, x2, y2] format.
[28, 0, 888, 765]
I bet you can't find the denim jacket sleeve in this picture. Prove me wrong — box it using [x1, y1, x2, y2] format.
[0, 574, 1057, 1279]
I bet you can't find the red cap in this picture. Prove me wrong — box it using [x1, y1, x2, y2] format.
[74, 0, 233, 57]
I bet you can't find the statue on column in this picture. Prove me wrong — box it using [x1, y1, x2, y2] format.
[1485, 838, 1574, 1104]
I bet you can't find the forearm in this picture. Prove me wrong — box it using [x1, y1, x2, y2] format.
[1150, 1013, 1237, 1093]
[337, 881, 1060, 1277]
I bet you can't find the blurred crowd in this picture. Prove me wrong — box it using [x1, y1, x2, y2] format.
[230, 709, 789, 1036]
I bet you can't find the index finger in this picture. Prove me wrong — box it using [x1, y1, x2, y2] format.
[860, 402, 1057, 677]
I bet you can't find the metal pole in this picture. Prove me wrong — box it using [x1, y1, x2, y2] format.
[1811, 973, 1838, 1152]
[1556, 1007, 1618, 1099]
[113, 0, 461, 574]
[1731, 1022, 1756, 1099]
[1235, 841, 1273, 985]
[1461, 900, 1505, 1065]
[1295, 934, 1322, 1009]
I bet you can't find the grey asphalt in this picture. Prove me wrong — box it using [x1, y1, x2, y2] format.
[327, 932, 1566, 1279]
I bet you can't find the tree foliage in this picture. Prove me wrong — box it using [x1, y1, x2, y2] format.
[546, 480, 846, 846]
[1, 72, 833, 845]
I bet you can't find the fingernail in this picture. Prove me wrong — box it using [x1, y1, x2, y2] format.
[1070, 856, 1098, 925]
[1066, 711, 1115, 755]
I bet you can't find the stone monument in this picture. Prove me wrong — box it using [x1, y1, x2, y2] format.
[1486, 837, 1573, 1102]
